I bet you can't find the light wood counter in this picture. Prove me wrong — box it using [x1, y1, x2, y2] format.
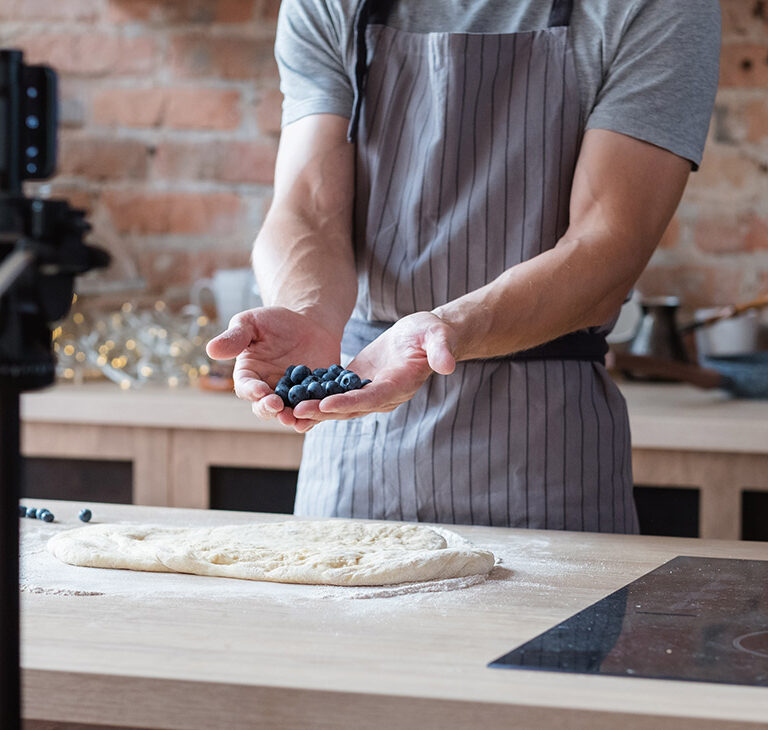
[20, 381, 768, 538]
[20, 501, 768, 730]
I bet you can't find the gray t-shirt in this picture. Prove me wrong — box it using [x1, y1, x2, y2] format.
[275, 0, 721, 168]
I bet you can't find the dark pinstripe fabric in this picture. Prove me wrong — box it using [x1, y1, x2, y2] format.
[294, 17, 639, 533]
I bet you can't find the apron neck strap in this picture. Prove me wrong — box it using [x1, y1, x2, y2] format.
[348, 0, 395, 142]
[348, 0, 575, 142]
[547, 0, 574, 27]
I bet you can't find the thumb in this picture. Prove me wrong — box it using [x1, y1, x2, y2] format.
[206, 322, 255, 360]
[424, 326, 456, 375]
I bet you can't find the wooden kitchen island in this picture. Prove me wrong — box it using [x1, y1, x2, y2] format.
[20, 501, 768, 730]
[20, 381, 768, 539]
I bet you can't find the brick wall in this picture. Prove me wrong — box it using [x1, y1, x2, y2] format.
[1, 0, 767, 313]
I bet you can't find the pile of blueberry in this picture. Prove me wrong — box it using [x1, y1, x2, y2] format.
[275, 364, 371, 407]
[19, 506, 55, 522]
[18, 506, 92, 523]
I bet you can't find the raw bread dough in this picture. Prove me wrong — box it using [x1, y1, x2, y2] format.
[47, 520, 495, 586]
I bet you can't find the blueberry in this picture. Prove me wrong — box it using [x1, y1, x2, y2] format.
[361, 379, 372, 387]
[277, 375, 292, 390]
[284, 364, 296, 377]
[307, 381, 325, 399]
[301, 375, 320, 385]
[290, 365, 311, 384]
[312, 367, 328, 378]
[26, 507, 38, 519]
[18, 505, 26, 518]
[275, 384, 290, 406]
[322, 380, 344, 396]
[40, 510, 54, 523]
[326, 364, 343, 379]
[288, 384, 309, 406]
[79, 508, 92, 523]
[339, 372, 362, 390]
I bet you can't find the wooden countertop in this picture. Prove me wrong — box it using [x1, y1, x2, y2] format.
[20, 501, 768, 729]
[20, 380, 768, 453]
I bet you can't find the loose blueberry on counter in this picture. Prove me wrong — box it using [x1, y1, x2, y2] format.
[18, 505, 27, 518]
[290, 365, 311, 384]
[322, 380, 344, 396]
[79, 508, 92, 523]
[26, 507, 38, 519]
[307, 381, 325, 399]
[39, 510, 54, 523]
[288, 384, 310, 407]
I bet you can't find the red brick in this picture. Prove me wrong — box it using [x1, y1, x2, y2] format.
[153, 140, 277, 184]
[169, 33, 278, 80]
[16, 33, 157, 77]
[93, 88, 167, 128]
[57, 135, 151, 181]
[686, 145, 761, 197]
[719, 42, 768, 87]
[658, 216, 680, 249]
[721, 0, 768, 39]
[107, 0, 256, 24]
[137, 248, 251, 293]
[255, 87, 283, 136]
[637, 264, 745, 309]
[693, 211, 768, 254]
[166, 88, 242, 130]
[103, 191, 243, 235]
[742, 97, 768, 142]
[93, 88, 241, 130]
[0, 0, 100, 21]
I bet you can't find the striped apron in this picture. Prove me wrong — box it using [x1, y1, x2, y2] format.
[294, 0, 639, 533]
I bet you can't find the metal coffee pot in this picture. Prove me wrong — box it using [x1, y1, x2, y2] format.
[628, 296, 689, 363]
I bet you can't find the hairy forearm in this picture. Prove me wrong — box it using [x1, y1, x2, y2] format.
[252, 114, 358, 341]
[431, 229, 646, 362]
[432, 129, 690, 363]
[252, 208, 357, 340]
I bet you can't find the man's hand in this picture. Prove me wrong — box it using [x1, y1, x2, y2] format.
[290, 312, 457, 425]
[206, 306, 342, 431]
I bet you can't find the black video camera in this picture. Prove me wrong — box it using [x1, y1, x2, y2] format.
[0, 49, 109, 391]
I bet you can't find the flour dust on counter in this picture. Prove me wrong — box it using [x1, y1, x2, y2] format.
[46, 519, 496, 587]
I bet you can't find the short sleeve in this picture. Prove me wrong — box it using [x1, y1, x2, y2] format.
[585, 0, 721, 170]
[275, 0, 355, 127]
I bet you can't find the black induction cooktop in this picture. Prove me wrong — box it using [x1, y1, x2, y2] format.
[490, 556, 768, 687]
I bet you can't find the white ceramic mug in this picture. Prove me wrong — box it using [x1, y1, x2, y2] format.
[190, 268, 262, 326]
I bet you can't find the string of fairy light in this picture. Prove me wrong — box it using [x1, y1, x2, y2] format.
[51, 295, 220, 389]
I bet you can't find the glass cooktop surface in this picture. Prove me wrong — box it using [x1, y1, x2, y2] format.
[490, 556, 768, 686]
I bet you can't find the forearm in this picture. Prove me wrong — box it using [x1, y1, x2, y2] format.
[431, 229, 645, 362]
[432, 130, 690, 363]
[253, 208, 357, 340]
[252, 114, 357, 340]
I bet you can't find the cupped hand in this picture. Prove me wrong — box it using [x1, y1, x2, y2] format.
[206, 306, 341, 431]
[291, 311, 458, 423]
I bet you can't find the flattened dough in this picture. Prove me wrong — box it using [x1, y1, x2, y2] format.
[47, 520, 495, 586]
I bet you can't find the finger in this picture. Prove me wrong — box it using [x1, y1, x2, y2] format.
[250, 393, 285, 418]
[275, 408, 317, 432]
[233, 365, 272, 402]
[206, 321, 255, 360]
[424, 328, 456, 375]
[318, 382, 405, 414]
